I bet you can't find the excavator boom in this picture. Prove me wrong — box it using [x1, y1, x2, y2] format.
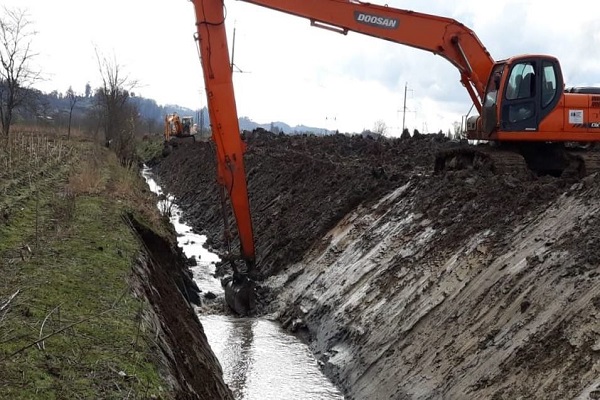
[240, 0, 494, 112]
[187, 0, 502, 278]
[189, 0, 497, 270]
[192, 1, 256, 266]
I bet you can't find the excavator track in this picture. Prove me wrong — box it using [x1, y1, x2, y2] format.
[564, 150, 600, 178]
[434, 144, 531, 177]
[436, 143, 600, 179]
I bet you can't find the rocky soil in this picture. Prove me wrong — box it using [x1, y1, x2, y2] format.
[153, 130, 600, 399]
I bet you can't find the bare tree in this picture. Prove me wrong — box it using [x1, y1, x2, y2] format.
[84, 96, 104, 139]
[452, 121, 463, 140]
[0, 7, 40, 137]
[94, 48, 138, 166]
[373, 119, 388, 136]
[66, 86, 77, 140]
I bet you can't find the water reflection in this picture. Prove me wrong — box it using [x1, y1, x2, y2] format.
[142, 167, 222, 294]
[201, 315, 344, 400]
[142, 166, 344, 400]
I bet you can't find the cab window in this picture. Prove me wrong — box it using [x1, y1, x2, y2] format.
[505, 62, 536, 123]
[541, 61, 557, 108]
[483, 65, 504, 107]
[506, 62, 535, 100]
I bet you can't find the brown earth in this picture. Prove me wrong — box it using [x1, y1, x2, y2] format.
[153, 131, 573, 282]
[151, 130, 600, 399]
[126, 214, 233, 400]
[155, 131, 448, 276]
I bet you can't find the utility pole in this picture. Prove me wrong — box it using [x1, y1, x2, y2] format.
[402, 82, 408, 133]
[399, 82, 414, 134]
[200, 108, 205, 137]
[231, 24, 237, 73]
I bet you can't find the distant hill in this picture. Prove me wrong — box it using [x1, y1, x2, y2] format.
[13, 87, 332, 136]
[238, 117, 333, 135]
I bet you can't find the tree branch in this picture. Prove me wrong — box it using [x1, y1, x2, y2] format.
[37, 304, 61, 350]
[0, 289, 19, 313]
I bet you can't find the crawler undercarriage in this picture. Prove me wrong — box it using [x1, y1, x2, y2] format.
[435, 142, 600, 179]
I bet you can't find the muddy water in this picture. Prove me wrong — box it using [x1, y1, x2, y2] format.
[142, 167, 344, 400]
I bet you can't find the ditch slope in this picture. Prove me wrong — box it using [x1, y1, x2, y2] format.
[154, 131, 600, 399]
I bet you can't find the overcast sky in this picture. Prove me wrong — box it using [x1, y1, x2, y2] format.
[3, 0, 600, 135]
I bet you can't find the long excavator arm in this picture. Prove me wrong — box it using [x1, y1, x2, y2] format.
[238, 0, 495, 112]
[192, 1, 255, 268]
[190, 1, 600, 315]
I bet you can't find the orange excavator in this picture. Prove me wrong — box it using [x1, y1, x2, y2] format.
[164, 113, 196, 142]
[190, 0, 600, 314]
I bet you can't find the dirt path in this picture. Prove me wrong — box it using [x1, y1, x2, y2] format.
[153, 131, 600, 399]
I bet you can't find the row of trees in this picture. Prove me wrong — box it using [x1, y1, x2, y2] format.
[0, 6, 154, 167]
[30, 88, 198, 139]
[1, 6, 464, 154]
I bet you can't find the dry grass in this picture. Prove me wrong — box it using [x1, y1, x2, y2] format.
[61, 138, 168, 236]
[0, 124, 171, 398]
[112, 169, 136, 198]
[0, 133, 71, 179]
[67, 157, 105, 195]
[2, 125, 166, 233]
[9, 124, 93, 142]
[110, 165, 166, 233]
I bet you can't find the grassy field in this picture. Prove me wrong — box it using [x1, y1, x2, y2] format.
[0, 130, 171, 398]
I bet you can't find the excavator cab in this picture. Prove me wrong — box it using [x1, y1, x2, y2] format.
[470, 56, 600, 177]
[181, 116, 194, 136]
[500, 56, 563, 132]
[477, 55, 564, 138]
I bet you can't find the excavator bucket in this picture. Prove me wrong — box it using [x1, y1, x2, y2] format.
[221, 257, 257, 316]
[224, 277, 255, 316]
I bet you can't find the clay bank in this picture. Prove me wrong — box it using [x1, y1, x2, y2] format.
[152, 131, 600, 400]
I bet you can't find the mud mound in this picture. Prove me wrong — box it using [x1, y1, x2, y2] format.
[556, 173, 600, 266]
[153, 131, 572, 280]
[155, 132, 447, 276]
[410, 170, 572, 253]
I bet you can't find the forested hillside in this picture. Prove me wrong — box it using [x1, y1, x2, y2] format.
[12, 87, 332, 136]
[12, 86, 203, 136]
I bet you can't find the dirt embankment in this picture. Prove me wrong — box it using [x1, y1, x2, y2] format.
[126, 214, 233, 399]
[153, 131, 600, 399]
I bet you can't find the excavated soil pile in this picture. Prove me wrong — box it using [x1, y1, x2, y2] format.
[156, 132, 450, 275]
[154, 131, 572, 279]
[152, 130, 600, 399]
